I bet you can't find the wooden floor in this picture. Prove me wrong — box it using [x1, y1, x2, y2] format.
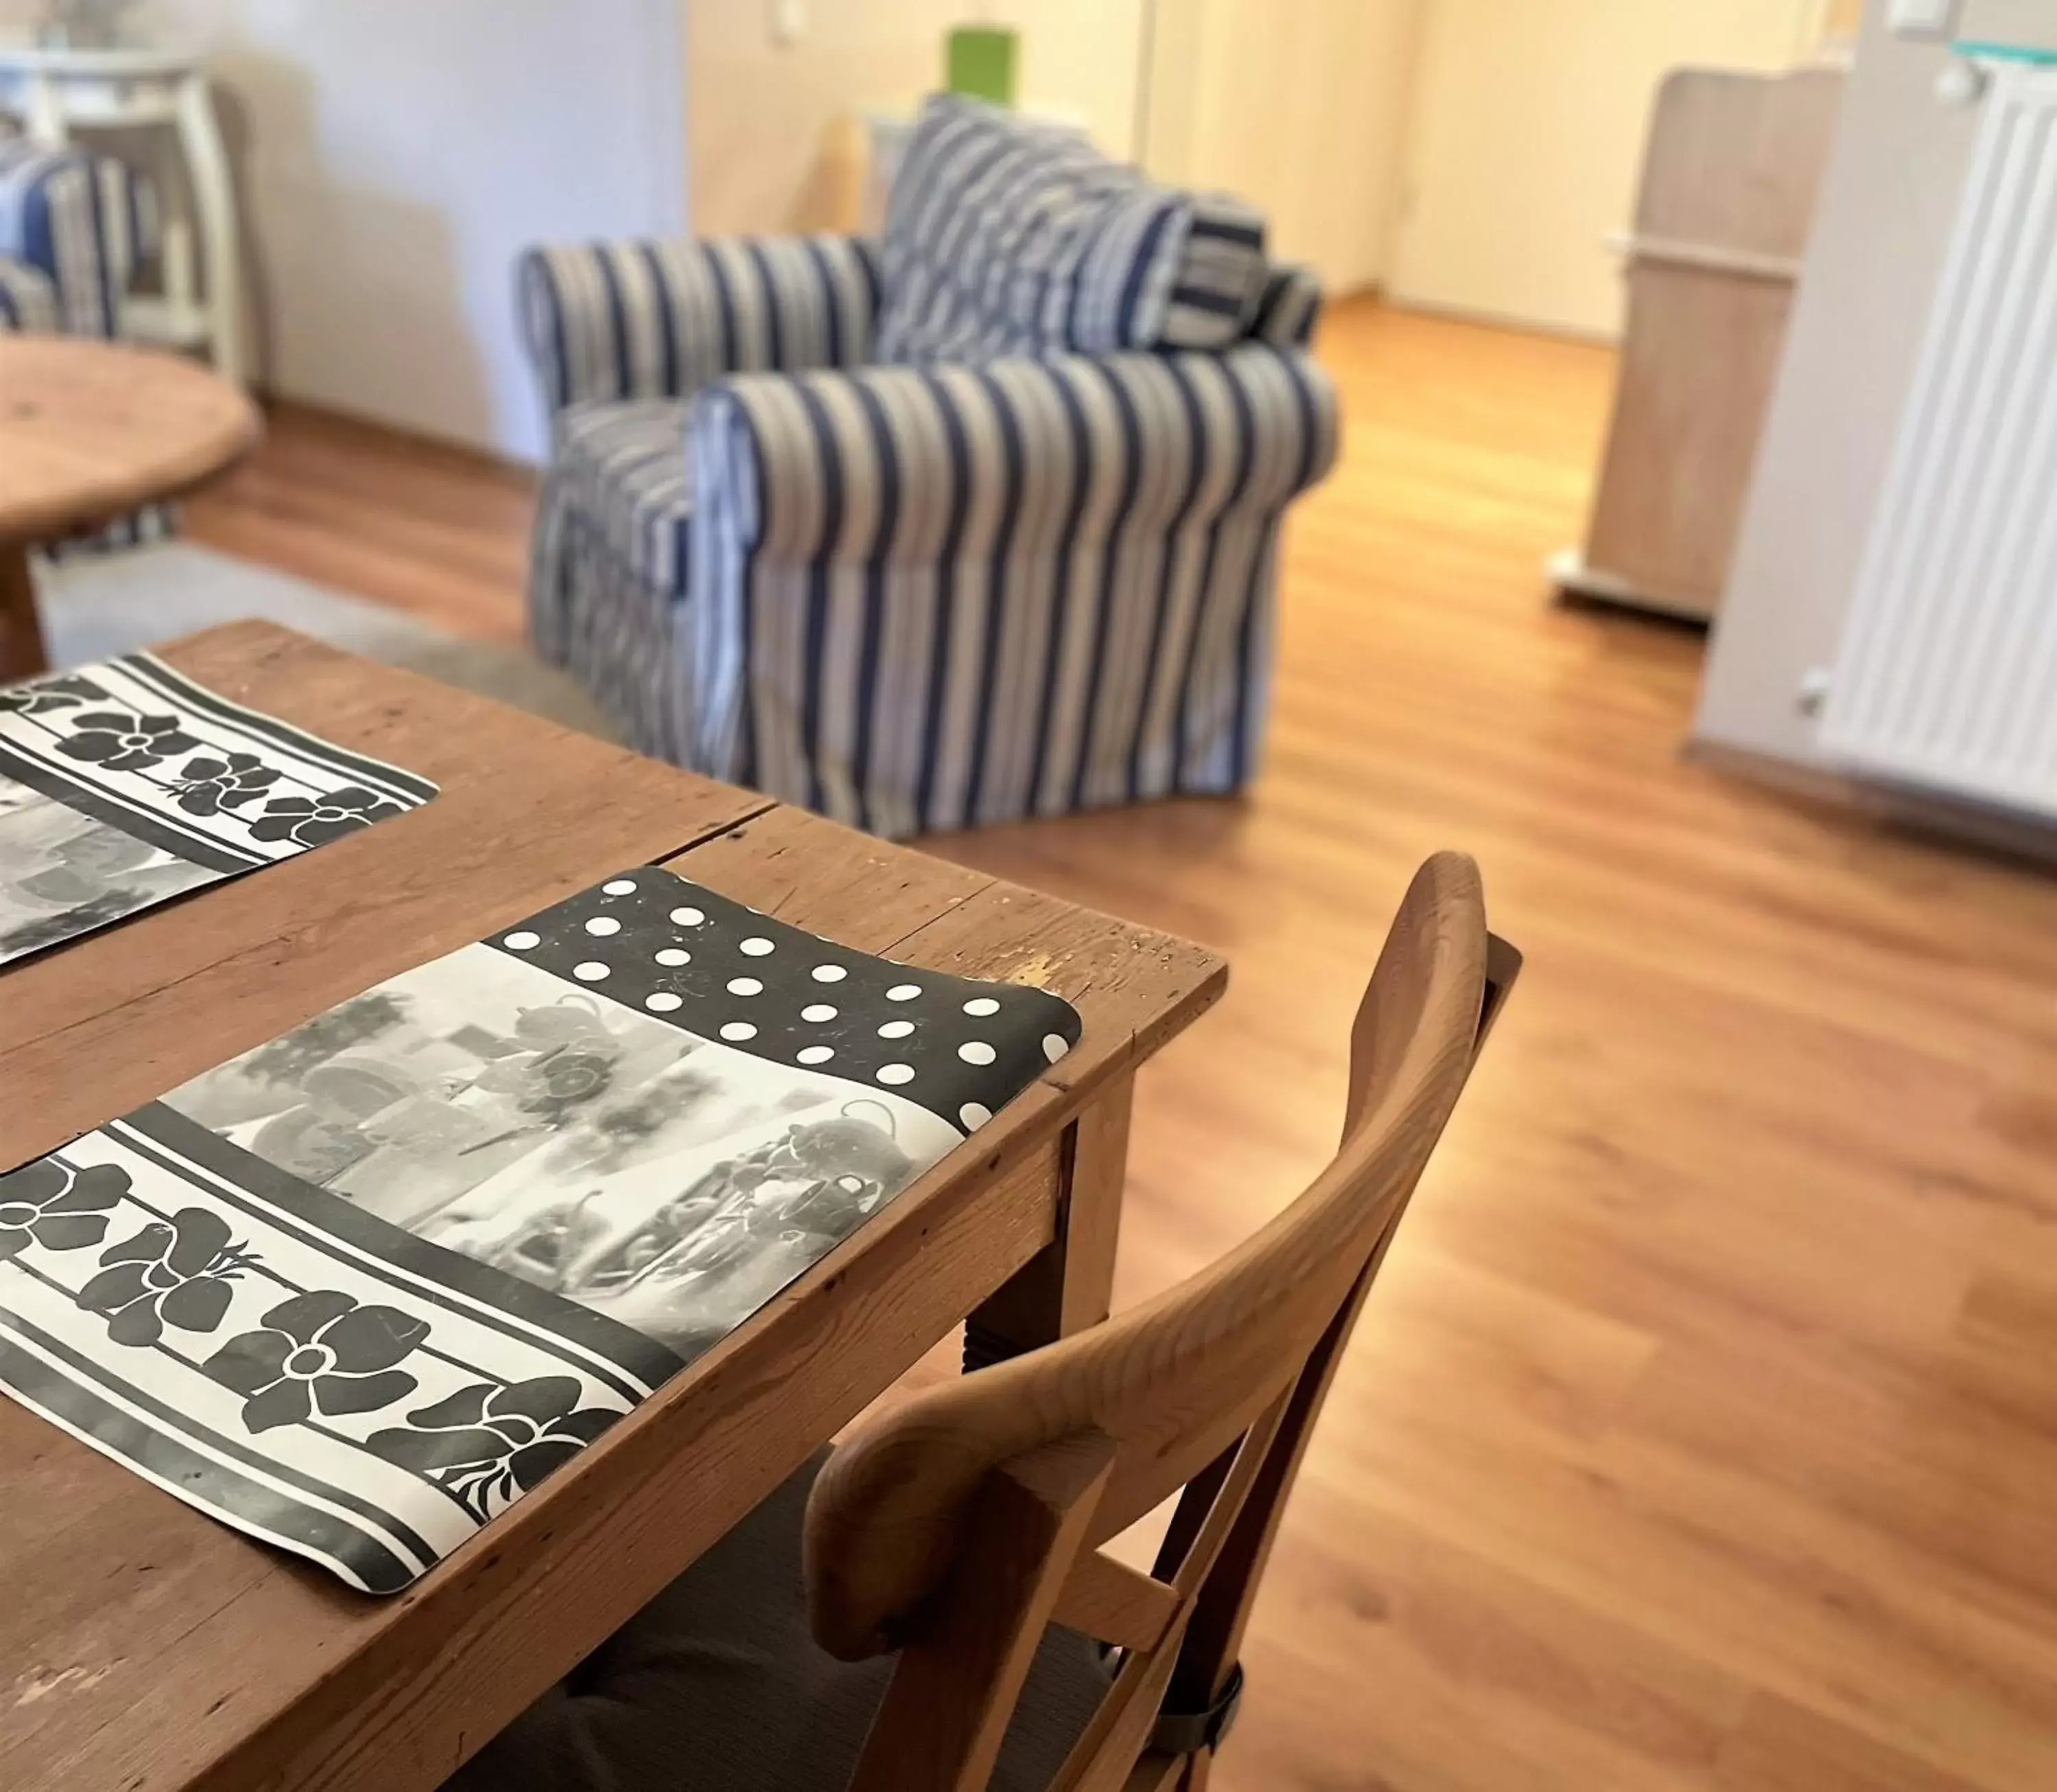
[189, 299, 2057, 1792]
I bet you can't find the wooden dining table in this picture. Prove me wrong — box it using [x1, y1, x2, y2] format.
[0, 622, 1226, 1791]
[0, 338, 261, 681]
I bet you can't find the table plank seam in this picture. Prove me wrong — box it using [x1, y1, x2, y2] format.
[874, 876, 1001, 936]
[643, 796, 782, 869]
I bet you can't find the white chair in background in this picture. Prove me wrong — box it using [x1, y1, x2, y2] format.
[0, 43, 243, 387]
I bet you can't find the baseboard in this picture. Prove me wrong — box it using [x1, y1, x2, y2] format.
[1378, 292, 1622, 349]
[1686, 734, 2057, 870]
[254, 393, 541, 484]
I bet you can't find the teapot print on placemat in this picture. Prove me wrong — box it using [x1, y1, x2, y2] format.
[471, 995, 628, 1123]
[564, 1099, 917, 1300]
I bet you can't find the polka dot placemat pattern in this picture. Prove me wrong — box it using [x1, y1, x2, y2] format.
[488, 868, 1082, 1135]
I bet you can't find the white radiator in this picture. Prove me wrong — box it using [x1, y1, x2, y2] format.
[1818, 63, 2057, 815]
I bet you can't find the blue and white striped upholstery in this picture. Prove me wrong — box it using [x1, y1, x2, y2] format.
[529, 402, 702, 766]
[680, 345, 1334, 834]
[0, 256, 57, 332]
[1168, 195, 1269, 346]
[518, 234, 882, 411]
[1250, 264, 1322, 349]
[0, 138, 117, 337]
[550, 400, 695, 601]
[519, 105, 1335, 838]
[876, 95, 1266, 365]
[522, 236, 884, 736]
[529, 396, 695, 744]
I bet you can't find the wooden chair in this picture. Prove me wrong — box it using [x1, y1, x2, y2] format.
[448, 852, 1516, 1792]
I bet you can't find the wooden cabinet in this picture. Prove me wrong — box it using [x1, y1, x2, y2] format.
[1554, 63, 1844, 622]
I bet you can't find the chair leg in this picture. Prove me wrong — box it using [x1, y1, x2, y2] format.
[1177, 1749, 1212, 1791]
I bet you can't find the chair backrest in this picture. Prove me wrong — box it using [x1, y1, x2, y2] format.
[874, 93, 1275, 367]
[804, 852, 1516, 1792]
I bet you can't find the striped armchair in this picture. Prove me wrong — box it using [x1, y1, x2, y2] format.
[518, 96, 1337, 838]
[2, 134, 173, 550]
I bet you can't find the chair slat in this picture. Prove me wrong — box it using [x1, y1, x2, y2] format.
[1052, 1553, 1180, 1654]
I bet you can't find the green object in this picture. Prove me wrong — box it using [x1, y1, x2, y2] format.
[946, 25, 1018, 106]
[1952, 38, 2057, 64]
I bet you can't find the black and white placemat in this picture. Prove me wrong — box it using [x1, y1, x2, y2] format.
[0, 653, 437, 967]
[0, 867, 1081, 1590]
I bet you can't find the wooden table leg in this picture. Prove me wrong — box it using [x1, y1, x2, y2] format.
[0, 540, 49, 683]
[965, 1071, 1134, 1369]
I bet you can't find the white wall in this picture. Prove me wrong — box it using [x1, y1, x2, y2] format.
[1143, 0, 1420, 295]
[688, 0, 1144, 239]
[149, 0, 686, 462]
[1388, 0, 1831, 338]
[688, 0, 1420, 298]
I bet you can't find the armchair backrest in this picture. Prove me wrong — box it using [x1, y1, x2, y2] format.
[875, 95, 1277, 368]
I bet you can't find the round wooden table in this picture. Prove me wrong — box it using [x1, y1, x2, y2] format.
[0, 335, 261, 681]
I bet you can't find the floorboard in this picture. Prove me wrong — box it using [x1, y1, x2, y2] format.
[187, 299, 2057, 1791]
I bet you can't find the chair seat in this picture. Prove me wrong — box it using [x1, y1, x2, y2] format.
[444, 1449, 1111, 1792]
[554, 398, 694, 601]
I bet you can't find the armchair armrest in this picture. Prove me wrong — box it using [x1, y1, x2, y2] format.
[690, 339, 1337, 566]
[682, 341, 1337, 830]
[516, 232, 882, 414]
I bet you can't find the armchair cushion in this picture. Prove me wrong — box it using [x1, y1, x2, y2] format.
[553, 398, 695, 600]
[876, 95, 1268, 367]
[524, 397, 695, 761]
